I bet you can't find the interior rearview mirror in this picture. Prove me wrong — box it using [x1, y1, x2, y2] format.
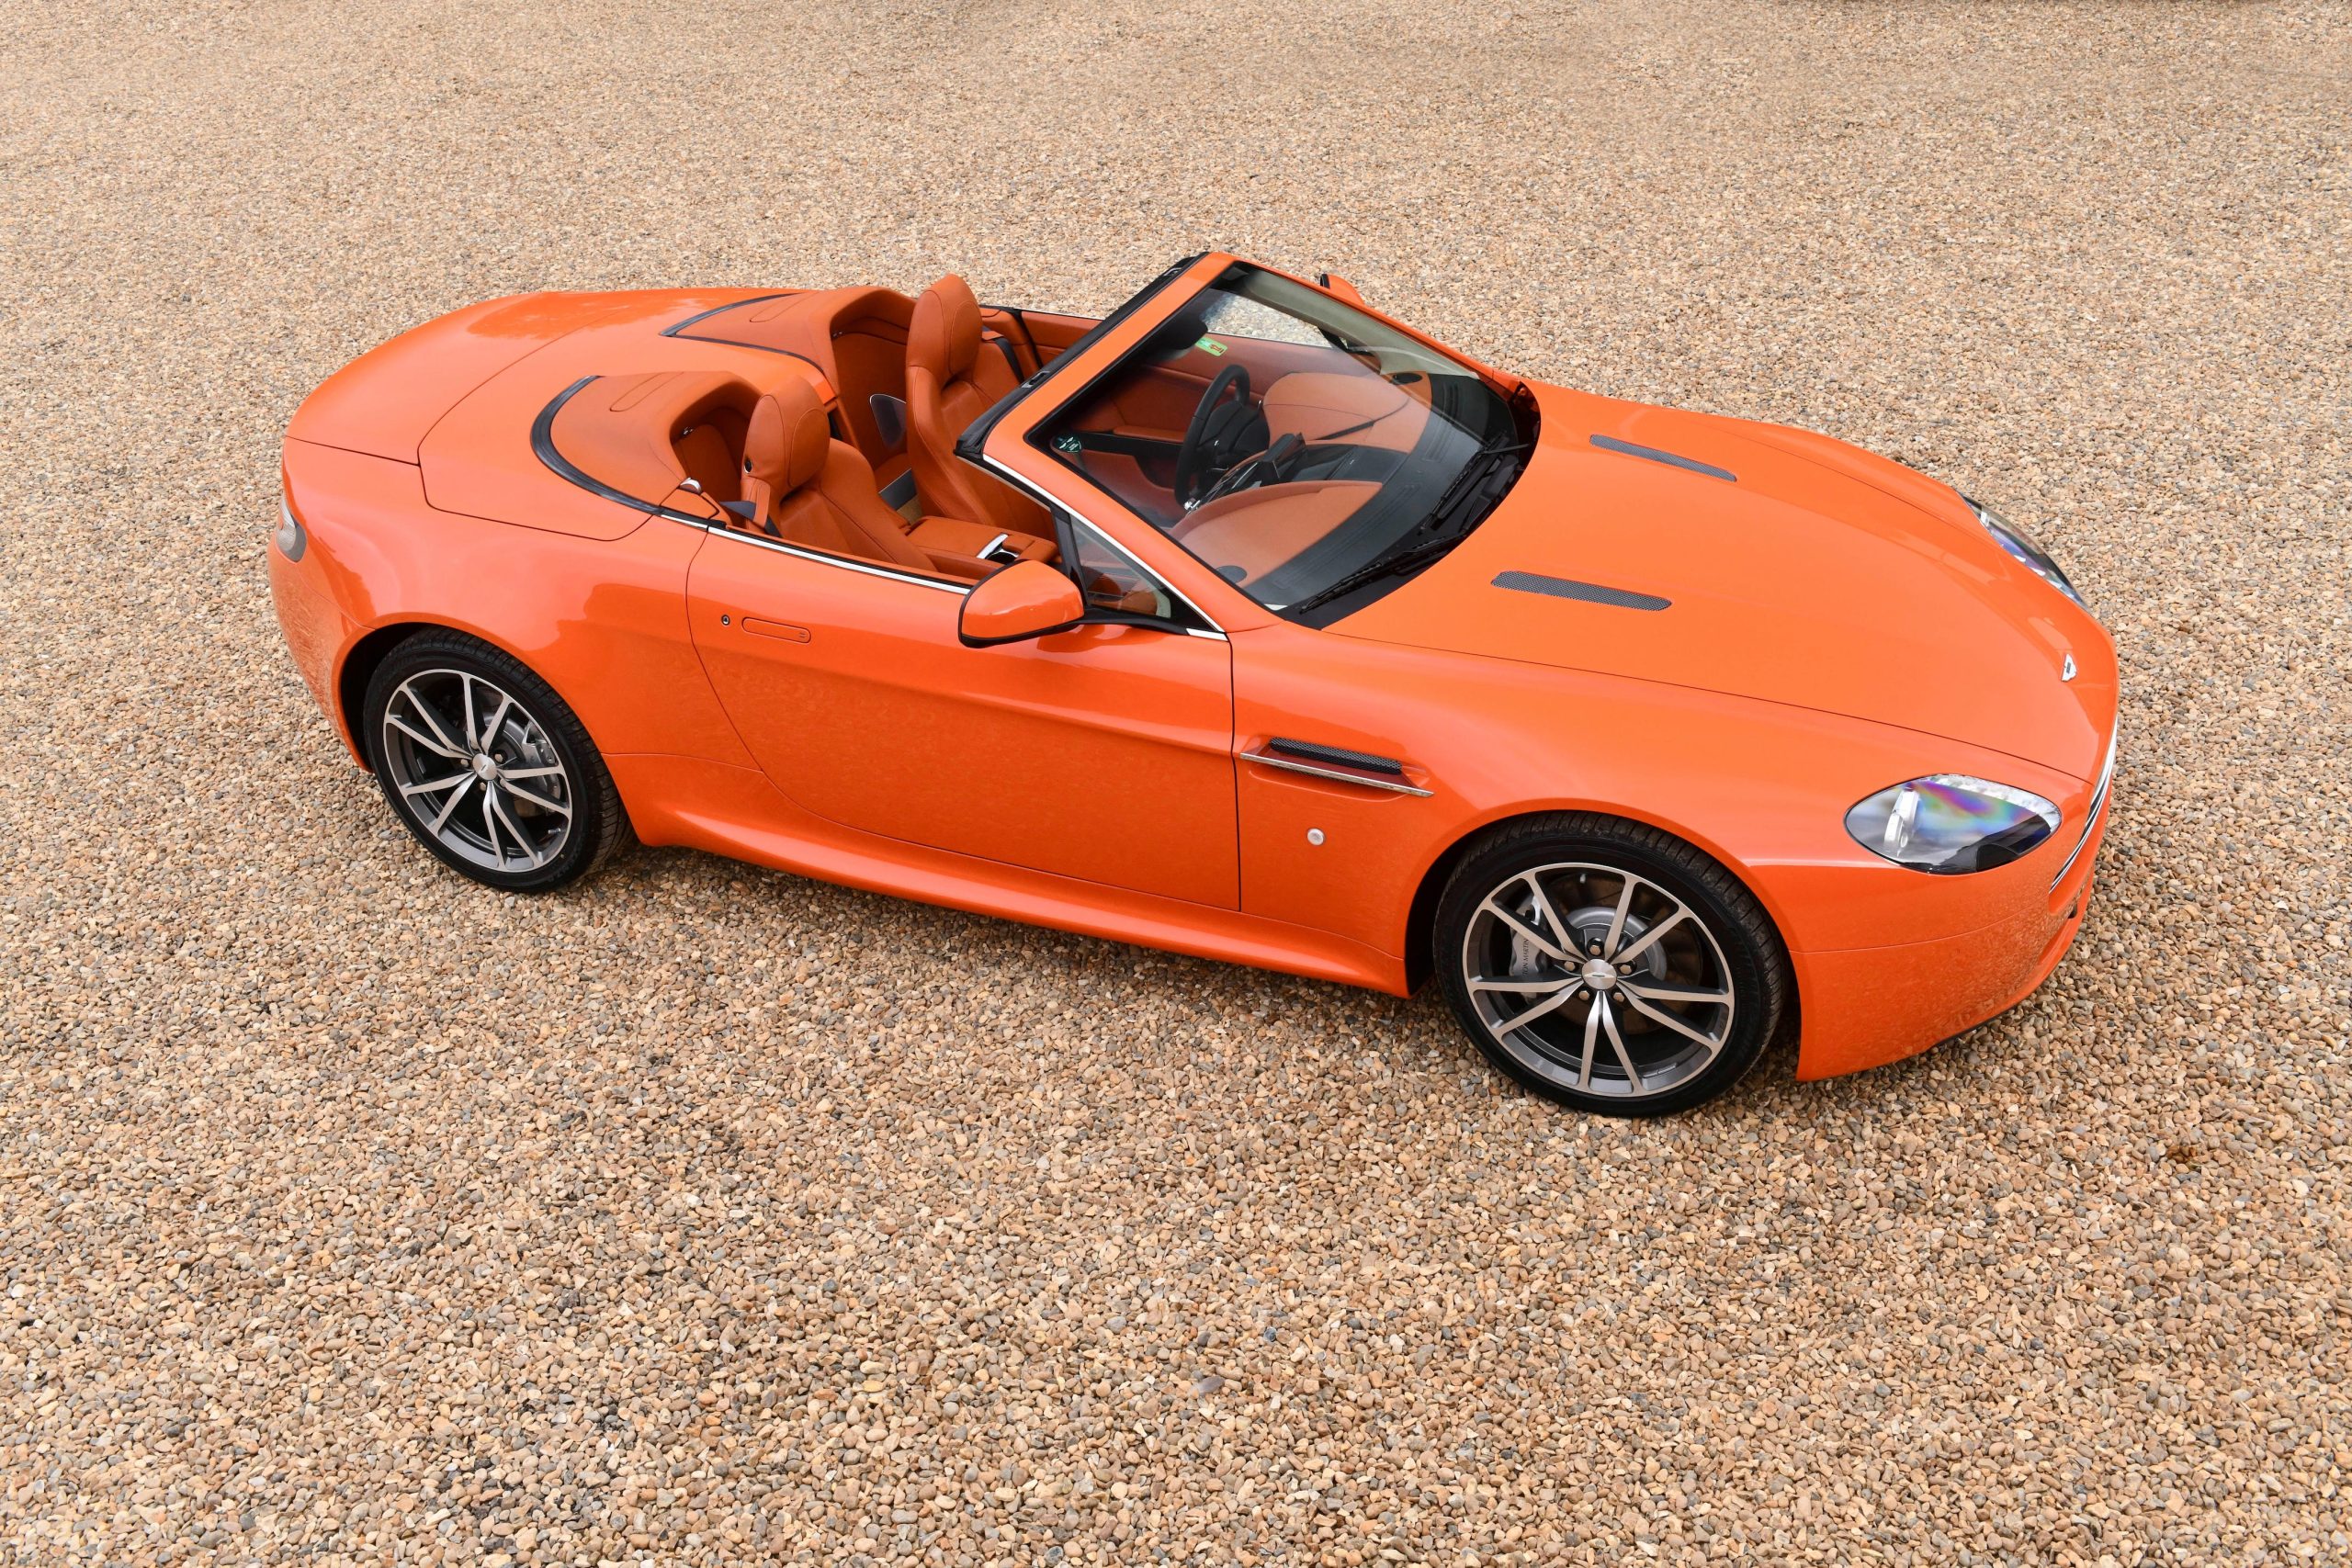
[1317, 271, 1366, 306]
[958, 559, 1086, 649]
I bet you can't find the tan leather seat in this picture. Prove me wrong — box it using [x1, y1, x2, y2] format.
[906, 275, 1049, 537]
[741, 379, 942, 576]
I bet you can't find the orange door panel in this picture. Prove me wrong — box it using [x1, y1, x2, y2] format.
[685, 534, 1240, 908]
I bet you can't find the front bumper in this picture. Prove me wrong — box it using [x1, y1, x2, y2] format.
[1791, 740, 2115, 1080]
[267, 492, 361, 762]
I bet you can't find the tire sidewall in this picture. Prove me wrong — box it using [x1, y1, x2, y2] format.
[362, 635, 607, 894]
[1435, 825, 1781, 1117]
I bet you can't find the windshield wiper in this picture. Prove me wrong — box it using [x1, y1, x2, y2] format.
[1283, 439, 1530, 615]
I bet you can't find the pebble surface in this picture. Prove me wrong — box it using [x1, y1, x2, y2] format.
[4, 2, 2348, 1563]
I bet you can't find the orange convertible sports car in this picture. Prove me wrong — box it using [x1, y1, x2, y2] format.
[272, 254, 2118, 1114]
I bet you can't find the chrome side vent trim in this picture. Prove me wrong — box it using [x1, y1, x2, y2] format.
[1241, 743, 1432, 796]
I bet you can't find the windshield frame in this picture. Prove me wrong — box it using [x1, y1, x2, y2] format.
[972, 256, 1532, 629]
[954, 253, 1209, 469]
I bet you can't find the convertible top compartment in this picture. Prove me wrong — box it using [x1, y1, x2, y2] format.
[287, 294, 569, 463]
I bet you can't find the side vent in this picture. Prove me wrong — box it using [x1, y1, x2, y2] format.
[1268, 737, 1406, 776]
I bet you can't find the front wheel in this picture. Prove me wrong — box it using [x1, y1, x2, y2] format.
[1433, 815, 1788, 1117]
[363, 630, 629, 893]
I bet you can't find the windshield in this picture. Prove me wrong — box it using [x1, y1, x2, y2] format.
[1031, 265, 1532, 623]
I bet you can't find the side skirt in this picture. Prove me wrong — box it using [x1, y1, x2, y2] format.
[605, 754, 1409, 995]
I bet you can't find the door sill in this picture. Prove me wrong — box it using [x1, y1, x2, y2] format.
[605, 754, 1408, 994]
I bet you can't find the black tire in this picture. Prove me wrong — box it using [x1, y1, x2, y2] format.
[1433, 814, 1788, 1117]
[362, 629, 630, 893]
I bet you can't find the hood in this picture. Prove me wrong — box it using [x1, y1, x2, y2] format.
[1331, 384, 2116, 780]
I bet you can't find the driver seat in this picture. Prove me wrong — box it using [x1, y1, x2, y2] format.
[906, 275, 1049, 537]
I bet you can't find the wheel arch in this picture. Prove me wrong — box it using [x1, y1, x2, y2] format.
[334, 617, 568, 770]
[1399, 804, 1799, 996]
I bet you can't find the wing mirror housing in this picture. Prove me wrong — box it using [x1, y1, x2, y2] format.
[1317, 271, 1365, 306]
[958, 559, 1085, 648]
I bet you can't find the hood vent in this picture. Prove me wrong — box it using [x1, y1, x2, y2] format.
[1493, 570, 1670, 612]
[1590, 433, 1736, 483]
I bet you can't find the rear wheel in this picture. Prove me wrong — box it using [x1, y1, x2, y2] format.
[1434, 815, 1787, 1116]
[363, 631, 628, 893]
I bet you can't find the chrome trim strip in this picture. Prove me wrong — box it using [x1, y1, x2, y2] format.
[2051, 736, 2117, 888]
[971, 453, 1229, 640]
[697, 520, 968, 594]
[1238, 750, 1433, 796]
[681, 458, 1233, 637]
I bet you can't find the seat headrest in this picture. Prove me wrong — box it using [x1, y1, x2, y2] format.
[909, 274, 983, 382]
[745, 378, 831, 495]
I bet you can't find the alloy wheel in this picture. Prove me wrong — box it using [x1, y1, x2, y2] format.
[378, 668, 574, 874]
[1460, 861, 1737, 1101]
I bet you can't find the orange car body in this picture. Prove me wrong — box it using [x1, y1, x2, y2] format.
[273, 254, 2117, 1082]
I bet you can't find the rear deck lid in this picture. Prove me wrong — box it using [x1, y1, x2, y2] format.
[288, 293, 635, 463]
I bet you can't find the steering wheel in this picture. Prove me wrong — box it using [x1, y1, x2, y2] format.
[1193, 431, 1306, 511]
[1172, 364, 1254, 509]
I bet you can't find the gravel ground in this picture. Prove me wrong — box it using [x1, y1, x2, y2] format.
[4, 2, 2349, 1563]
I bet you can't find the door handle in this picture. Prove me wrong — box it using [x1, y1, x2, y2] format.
[1239, 738, 1432, 796]
[741, 616, 811, 644]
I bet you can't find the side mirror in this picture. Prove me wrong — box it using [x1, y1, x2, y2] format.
[1317, 271, 1365, 307]
[958, 559, 1085, 648]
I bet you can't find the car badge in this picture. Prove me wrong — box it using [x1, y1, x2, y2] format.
[2060, 653, 2077, 682]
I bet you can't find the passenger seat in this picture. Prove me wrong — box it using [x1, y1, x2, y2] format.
[741, 380, 947, 576]
[906, 275, 1050, 537]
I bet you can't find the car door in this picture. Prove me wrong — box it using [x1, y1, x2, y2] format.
[684, 524, 1239, 908]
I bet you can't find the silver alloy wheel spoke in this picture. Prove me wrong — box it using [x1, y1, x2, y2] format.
[427, 775, 476, 831]
[1619, 978, 1733, 1007]
[476, 693, 514, 753]
[1601, 875, 1636, 956]
[461, 675, 479, 757]
[481, 787, 505, 863]
[497, 763, 565, 781]
[387, 713, 466, 761]
[1521, 874, 1573, 954]
[1611, 908, 1688, 966]
[1578, 997, 1604, 1088]
[489, 789, 535, 862]
[1598, 996, 1644, 1092]
[1621, 991, 1724, 1053]
[1470, 976, 1575, 995]
[1480, 896, 1566, 963]
[499, 781, 571, 817]
[1497, 985, 1579, 1037]
[400, 772, 471, 799]
[402, 691, 465, 757]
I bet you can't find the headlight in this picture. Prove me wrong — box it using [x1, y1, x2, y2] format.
[1969, 499, 2085, 609]
[1845, 775, 2062, 874]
